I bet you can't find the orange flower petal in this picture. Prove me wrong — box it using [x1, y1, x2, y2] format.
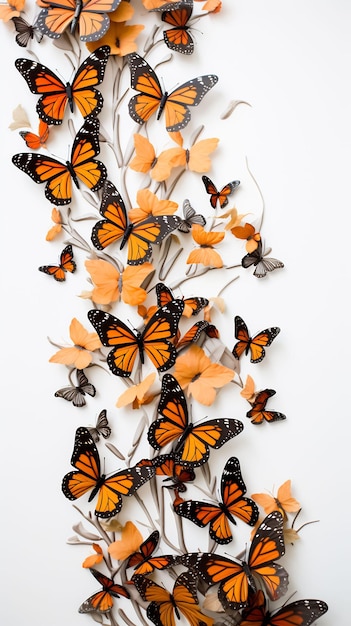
[108, 521, 143, 561]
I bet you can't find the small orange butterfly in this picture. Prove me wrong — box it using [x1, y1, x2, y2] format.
[19, 119, 49, 150]
[38, 244, 76, 281]
[79, 568, 130, 613]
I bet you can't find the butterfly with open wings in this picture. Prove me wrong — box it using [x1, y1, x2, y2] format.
[232, 315, 280, 364]
[240, 589, 328, 626]
[202, 175, 240, 209]
[54, 368, 96, 407]
[79, 568, 130, 614]
[126, 529, 177, 576]
[36, 0, 121, 42]
[38, 244, 76, 281]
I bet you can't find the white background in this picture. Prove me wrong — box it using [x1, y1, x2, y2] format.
[1, 1, 350, 625]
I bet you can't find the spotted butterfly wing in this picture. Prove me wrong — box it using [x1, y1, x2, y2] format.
[246, 389, 286, 424]
[127, 52, 218, 132]
[242, 241, 284, 278]
[11, 16, 43, 47]
[88, 300, 184, 378]
[232, 315, 280, 364]
[38, 244, 76, 281]
[174, 456, 258, 544]
[156, 282, 208, 316]
[79, 568, 129, 614]
[240, 589, 328, 626]
[62, 427, 154, 517]
[15, 46, 110, 124]
[55, 368, 96, 407]
[151, 452, 195, 492]
[156, 1, 194, 55]
[202, 175, 240, 209]
[12, 118, 107, 205]
[178, 198, 206, 233]
[126, 530, 176, 576]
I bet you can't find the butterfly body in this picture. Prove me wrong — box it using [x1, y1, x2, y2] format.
[233, 315, 280, 363]
[36, 0, 121, 42]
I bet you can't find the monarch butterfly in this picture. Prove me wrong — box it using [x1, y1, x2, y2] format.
[178, 199, 206, 233]
[176, 320, 217, 350]
[36, 0, 121, 42]
[88, 409, 111, 442]
[156, 282, 209, 317]
[12, 118, 107, 205]
[38, 244, 76, 281]
[54, 368, 96, 407]
[79, 568, 130, 613]
[154, 1, 195, 55]
[133, 572, 214, 626]
[62, 427, 154, 517]
[198, 511, 289, 610]
[11, 15, 43, 46]
[251, 480, 300, 518]
[20, 119, 49, 150]
[202, 175, 240, 209]
[246, 389, 286, 425]
[174, 456, 259, 544]
[232, 315, 280, 364]
[147, 373, 243, 466]
[127, 52, 218, 132]
[15, 45, 110, 125]
[240, 589, 328, 626]
[91, 180, 181, 263]
[87, 300, 184, 378]
[151, 452, 196, 492]
[242, 241, 284, 278]
[126, 529, 176, 575]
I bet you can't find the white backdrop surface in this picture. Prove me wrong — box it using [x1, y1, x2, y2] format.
[1, 2, 350, 626]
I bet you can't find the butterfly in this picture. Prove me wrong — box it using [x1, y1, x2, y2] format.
[154, 1, 195, 55]
[174, 456, 259, 544]
[79, 568, 130, 613]
[251, 480, 300, 518]
[20, 119, 49, 150]
[187, 224, 225, 268]
[178, 199, 206, 233]
[202, 175, 240, 209]
[88, 300, 184, 378]
[127, 52, 218, 132]
[12, 118, 107, 205]
[232, 316, 280, 364]
[133, 572, 214, 626]
[240, 589, 328, 626]
[126, 529, 176, 575]
[91, 180, 181, 263]
[54, 368, 96, 407]
[246, 389, 286, 424]
[88, 409, 111, 442]
[11, 15, 43, 46]
[242, 241, 284, 278]
[198, 511, 289, 610]
[62, 426, 154, 517]
[176, 320, 216, 350]
[15, 45, 110, 125]
[38, 244, 76, 281]
[36, 0, 122, 42]
[129, 133, 179, 182]
[151, 452, 195, 492]
[156, 282, 208, 317]
[147, 373, 243, 466]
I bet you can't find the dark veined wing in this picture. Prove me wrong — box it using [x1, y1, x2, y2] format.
[240, 589, 328, 626]
[127, 52, 218, 132]
[11, 16, 43, 47]
[126, 529, 176, 576]
[242, 241, 284, 278]
[174, 456, 258, 544]
[232, 315, 280, 364]
[246, 389, 286, 424]
[148, 374, 243, 466]
[199, 511, 289, 610]
[202, 175, 240, 209]
[88, 409, 111, 442]
[176, 320, 218, 350]
[38, 244, 76, 281]
[36, 0, 122, 42]
[156, 282, 208, 316]
[88, 300, 184, 378]
[151, 452, 196, 492]
[157, 1, 194, 55]
[178, 198, 206, 233]
[12, 118, 107, 205]
[91, 180, 181, 263]
[20, 119, 49, 150]
[79, 568, 130, 614]
[15, 46, 110, 125]
[55, 368, 96, 407]
[61, 426, 154, 517]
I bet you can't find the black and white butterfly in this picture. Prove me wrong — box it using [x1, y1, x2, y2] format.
[88, 409, 111, 443]
[11, 16, 43, 47]
[242, 241, 284, 278]
[178, 199, 206, 233]
[54, 369, 96, 407]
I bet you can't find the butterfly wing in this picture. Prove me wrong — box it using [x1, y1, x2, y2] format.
[161, 3, 194, 55]
[125, 214, 182, 265]
[199, 553, 248, 610]
[79, 569, 130, 613]
[12, 16, 43, 46]
[221, 456, 259, 526]
[91, 180, 128, 250]
[76, 368, 96, 397]
[12, 152, 72, 205]
[148, 373, 189, 450]
[242, 242, 284, 278]
[156, 283, 174, 308]
[163, 74, 218, 132]
[142, 300, 184, 371]
[37, 0, 121, 42]
[152, 453, 195, 491]
[62, 426, 102, 501]
[20, 120, 49, 149]
[202, 175, 240, 208]
[38, 244, 75, 281]
[127, 53, 163, 125]
[70, 118, 107, 192]
[247, 389, 286, 424]
[89, 409, 111, 442]
[174, 498, 230, 544]
[178, 199, 206, 233]
[88, 309, 140, 377]
[179, 418, 243, 467]
[54, 384, 87, 407]
[70, 45, 110, 118]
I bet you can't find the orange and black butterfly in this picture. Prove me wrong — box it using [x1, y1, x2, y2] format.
[156, 282, 209, 317]
[153, 0, 195, 55]
[62, 427, 154, 517]
[174, 456, 259, 544]
[20, 119, 49, 150]
[176, 320, 218, 350]
[126, 529, 176, 576]
[55, 368, 96, 407]
[12, 15, 43, 47]
[232, 315, 280, 364]
[151, 452, 195, 492]
[202, 175, 240, 209]
[246, 389, 286, 425]
[38, 244, 76, 281]
[147, 373, 243, 466]
[12, 118, 107, 205]
[133, 572, 214, 626]
[198, 511, 289, 610]
[240, 589, 328, 626]
[127, 52, 218, 132]
[242, 241, 284, 279]
[91, 180, 181, 264]
[36, 0, 121, 42]
[15, 46, 110, 125]
[88, 300, 184, 378]
[79, 568, 130, 614]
